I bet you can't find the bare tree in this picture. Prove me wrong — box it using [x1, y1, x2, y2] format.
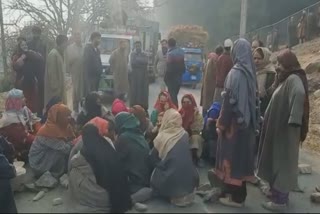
[5, 0, 148, 37]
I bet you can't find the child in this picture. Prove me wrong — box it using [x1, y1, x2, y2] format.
[201, 102, 221, 165]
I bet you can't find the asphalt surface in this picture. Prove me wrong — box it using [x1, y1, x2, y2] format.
[15, 82, 320, 213]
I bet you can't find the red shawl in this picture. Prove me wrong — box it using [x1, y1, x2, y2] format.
[154, 91, 177, 112]
[179, 94, 197, 130]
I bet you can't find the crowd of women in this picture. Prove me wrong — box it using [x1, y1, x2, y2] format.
[201, 38, 309, 212]
[0, 35, 310, 213]
[0, 87, 204, 212]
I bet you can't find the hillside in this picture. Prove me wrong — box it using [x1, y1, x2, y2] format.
[290, 38, 320, 154]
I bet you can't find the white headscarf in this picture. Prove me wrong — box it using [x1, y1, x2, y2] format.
[153, 109, 186, 160]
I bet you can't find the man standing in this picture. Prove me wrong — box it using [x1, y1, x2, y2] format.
[109, 40, 129, 98]
[28, 26, 47, 61]
[154, 39, 168, 92]
[27, 26, 47, 116]
[129, 41, 149, 110]
[214, 38, 233, 104]
[288, 17, 297, 49]
[44, 35, 69, 106]
[165, 38, 185, 107]
[83, 32, 102, 95]
[65, 32, 84, 113]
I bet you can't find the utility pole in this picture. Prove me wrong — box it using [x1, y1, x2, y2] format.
[0, 0, 7, 73]
[240, 0, 248, 38]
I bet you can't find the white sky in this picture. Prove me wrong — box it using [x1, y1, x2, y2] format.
[2, 0, 154, 33]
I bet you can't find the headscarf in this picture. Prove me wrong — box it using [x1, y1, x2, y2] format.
[80, 124, 132, 213]
[87, 117, 109, 136]
[115, 112, 149, 150]
[0, 89, 26, 128]
[276, 49, 309, 142]
[84, 92, 102, 119]
[41, 96, 62, 124]
[5, 88, 24, 112]
[111, 98, 128, 116]
[37, 104, 75, 140]
[226, 38, 258, 130]
[153, 91, 177, 112]
[77, 92, 103, 128]
[129, 105, 148, 133]
[179, 94, 197, 130]
[72, 117, 110, 146]
[254, 47, 276, 98]
[153, 109, 186, 160]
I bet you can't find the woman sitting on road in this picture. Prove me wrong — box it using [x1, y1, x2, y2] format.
[68, 120, 132, 213]
[69, 117, 114, 166]
[0, 89, 40, 162]
[29, 104, 75, 178]
[150, 91, 177, 126]
[130, 105, 154, 134]
[114, 112, 152, 203]
[150, 108, 199, 207]
[77, 92, 113, 130]
[179, 94, 204, 166]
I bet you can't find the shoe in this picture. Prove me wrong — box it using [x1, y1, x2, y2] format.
[134, 203, 148, 212]
[262, 201, 287, 212]
[315, 186, 320, 193]
[219, 196, 244, 208]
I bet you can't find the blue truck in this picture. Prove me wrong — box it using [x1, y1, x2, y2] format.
[181, 47, 204, 89]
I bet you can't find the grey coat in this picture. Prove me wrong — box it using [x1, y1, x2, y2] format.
[150, 133, 199, 199]
[67, 152, 111, 213]
[258, 74, 305, 193]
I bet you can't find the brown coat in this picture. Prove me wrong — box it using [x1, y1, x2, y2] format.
[44, 48, 66, 106]
[109, 48, 129, 95]
[201, 58, 218, 112]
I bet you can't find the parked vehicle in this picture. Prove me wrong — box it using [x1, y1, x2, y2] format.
[181, 47, 204, 89]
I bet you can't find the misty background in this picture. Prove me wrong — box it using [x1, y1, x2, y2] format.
[154, 0, 320, 48]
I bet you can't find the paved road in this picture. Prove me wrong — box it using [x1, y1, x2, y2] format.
[15, 82, 320, 213]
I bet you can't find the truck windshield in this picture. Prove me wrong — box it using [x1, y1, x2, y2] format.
[184, 53, 202, 62]
[100, 38, 130, 54]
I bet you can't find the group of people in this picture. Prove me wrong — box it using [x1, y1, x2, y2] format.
[0, 86, 204, 212]
[0, 22, 310, 213]
[201, 37, 309, 212]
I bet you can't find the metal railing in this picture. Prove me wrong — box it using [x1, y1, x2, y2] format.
[229, 1, 320, 51]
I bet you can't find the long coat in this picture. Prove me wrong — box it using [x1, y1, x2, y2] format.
[65, 43, 85, 111]
[44, 48, 66, 106]
[67, 152, 111, 213]
[150, 133, 199, 199]
[109, 48, 129, 96]
[258, 74, 306, 193]
[201, 58, 218, 112]
[129, 51, 149, 109]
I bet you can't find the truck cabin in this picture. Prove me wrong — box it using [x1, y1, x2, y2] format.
[99, 34, 134, 73]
